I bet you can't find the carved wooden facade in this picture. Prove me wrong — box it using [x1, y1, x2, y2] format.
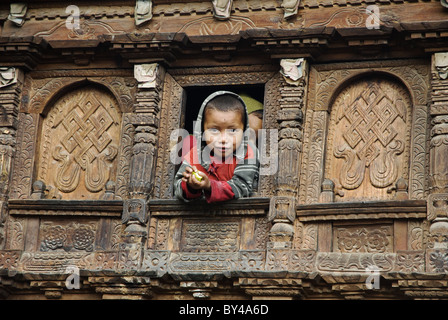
[0, 0, 448, 300]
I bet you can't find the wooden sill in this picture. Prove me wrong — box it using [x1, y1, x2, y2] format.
[8, 199, 123, 217]
[149, 197, 270, 216]
[296, 199, 427, 221]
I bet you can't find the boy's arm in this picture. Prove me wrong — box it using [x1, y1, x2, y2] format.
[204, 180, 235, 203]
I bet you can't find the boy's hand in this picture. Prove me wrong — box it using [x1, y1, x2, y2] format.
[182, 166, 211, 191]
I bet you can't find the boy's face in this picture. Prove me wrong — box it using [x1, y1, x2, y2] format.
[203, 108, 245, 159]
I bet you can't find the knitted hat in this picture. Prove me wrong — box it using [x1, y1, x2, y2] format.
[239, 92, 263, 114]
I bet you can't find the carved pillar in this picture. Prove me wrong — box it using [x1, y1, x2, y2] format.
[428, 52, 448, 248]
[122, 64, 165, 244]
[0, 67, 22, 249]
[268, 59, 308, 248]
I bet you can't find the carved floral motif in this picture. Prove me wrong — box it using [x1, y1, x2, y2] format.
[335, 225, 393, 253]
[40, 222, 97, 252]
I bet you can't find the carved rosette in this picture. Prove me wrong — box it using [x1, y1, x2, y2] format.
[123, 63, 165, 239]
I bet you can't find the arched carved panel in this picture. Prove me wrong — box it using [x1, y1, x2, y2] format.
[325, 76, 412, 201]
[36, 85, 122, 200]
[300, 60, 430, 204]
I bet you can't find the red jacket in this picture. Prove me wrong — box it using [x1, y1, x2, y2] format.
[180, 135, 255, 203]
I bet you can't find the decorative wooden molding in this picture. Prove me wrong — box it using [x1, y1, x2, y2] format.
[8, 199, 123, 217]
[149, 197, 269, 216]
[296, 199, 427, 221]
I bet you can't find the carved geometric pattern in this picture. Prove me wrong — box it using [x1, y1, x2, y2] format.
[340, 82, 405, 166]
[60, 100, 114, 168]
[37, 86, 121, 199]
[326, 77, 411, 200]
[395, 251, 424, 272]
[181, 220, 240, 252]
[301, 62, 429, 204]
[238, 250, 266, 271]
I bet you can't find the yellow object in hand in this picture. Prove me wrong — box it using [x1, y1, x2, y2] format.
[192, 170, 203, 182]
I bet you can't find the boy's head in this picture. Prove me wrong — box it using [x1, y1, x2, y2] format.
[202, 93, 246, 160]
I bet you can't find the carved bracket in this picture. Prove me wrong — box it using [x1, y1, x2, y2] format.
[280, 58, 307, 86]
[134, 63, 159, 89]
[427, 193, 448, 222]
[281, 0, 300, 19]
[0, 67, 18, 89]
[434, 52, 448, 80]
[135, 0, 153, 26]
[122, 198, 148, 226]
[211, 0, 233, 20]
[427, 193, 448, 249]
[268, 196, 296, 248]
[8, 3, 27, 27]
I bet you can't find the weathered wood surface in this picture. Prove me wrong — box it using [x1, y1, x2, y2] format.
[0, 0, 447, 300]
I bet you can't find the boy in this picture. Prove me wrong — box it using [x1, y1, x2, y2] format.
[174, 91, 259, 203]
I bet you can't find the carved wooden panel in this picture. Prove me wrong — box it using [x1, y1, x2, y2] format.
[333, 224, 393, 253]
[36, 85, 122, 200]
[325, 77, 412, 201]
[300, 61, 430, 204]
[180, 219, 240, 252]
